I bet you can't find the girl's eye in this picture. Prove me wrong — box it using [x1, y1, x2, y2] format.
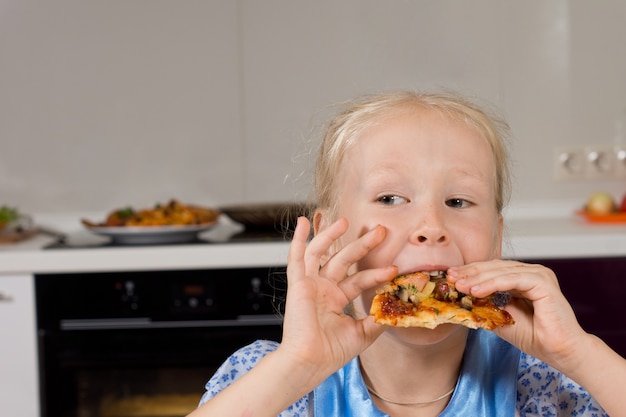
[378, 195, 407, 206]
[446, 198, 471, 208]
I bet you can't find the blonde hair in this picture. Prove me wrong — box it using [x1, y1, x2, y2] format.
[313, 91, 511, 219]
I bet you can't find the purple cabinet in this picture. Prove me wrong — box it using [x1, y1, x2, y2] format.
[523, 257, 626, 358]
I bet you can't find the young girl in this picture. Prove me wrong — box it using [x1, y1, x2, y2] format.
[188, 91, 625, 417]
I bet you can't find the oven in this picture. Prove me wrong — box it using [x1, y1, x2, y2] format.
[35, 266, 286, 417]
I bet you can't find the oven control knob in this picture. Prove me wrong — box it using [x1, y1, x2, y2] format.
[247, 277, 263, 311]
[188, 297, 199, 308]
[118, 280, 139, 310]
[251, 277, 261, 293]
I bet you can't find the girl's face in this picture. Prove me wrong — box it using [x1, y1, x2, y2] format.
[326, 107, 503, 326]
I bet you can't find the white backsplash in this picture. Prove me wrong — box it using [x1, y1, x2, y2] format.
[2, 1, 625, 214]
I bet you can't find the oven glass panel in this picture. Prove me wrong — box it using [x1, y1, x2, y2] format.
[76, 367, 206, 417]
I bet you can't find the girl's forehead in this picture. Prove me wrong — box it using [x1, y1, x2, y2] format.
[353, 108, 489, 154]
[339, 109, 496, 181]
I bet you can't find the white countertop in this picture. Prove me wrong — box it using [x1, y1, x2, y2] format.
[2, 210, 626, 275]
[503, 216, 626, 259]
[0, 214, 292, 274]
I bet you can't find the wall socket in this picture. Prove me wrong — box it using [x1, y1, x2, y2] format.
[554, 146, 626, 180]
[616, 146, 626, 178]
[554, 147, 585, 180]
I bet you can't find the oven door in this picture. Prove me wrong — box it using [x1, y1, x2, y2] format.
[36, 268, 286, 417]
[39, 323, 282, 417]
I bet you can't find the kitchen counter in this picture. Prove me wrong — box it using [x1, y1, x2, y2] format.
[0, 236, 291, 274]
[0, 215, 291, 274]
[2, 212, 626, 275]
[504, 216, 626, 260]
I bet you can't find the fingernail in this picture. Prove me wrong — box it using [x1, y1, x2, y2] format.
[368, 224, 384, 235]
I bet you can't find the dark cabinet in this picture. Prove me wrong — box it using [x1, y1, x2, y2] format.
[523, 257, 626, 358]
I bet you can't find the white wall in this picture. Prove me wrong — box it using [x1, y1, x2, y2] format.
[1, 0, 625, 215]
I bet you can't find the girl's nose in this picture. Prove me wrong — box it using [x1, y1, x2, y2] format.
[410, 228, 448, 245]
[409, 207, 448, 245]
[411, 231, 447, 244]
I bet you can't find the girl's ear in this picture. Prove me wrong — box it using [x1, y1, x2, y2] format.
[312, 208, 328, 236]
[313, 208, 334, 266]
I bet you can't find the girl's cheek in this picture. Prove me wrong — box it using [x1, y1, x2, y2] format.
[359, 232, 402, 269]
[353, 291, 377, 319]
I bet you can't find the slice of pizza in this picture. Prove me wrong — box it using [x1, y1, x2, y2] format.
[370, 271, 514, 330]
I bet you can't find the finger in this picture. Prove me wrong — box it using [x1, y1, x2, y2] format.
[449, 261, 556, 300]
[302, 217, 349, 275]
[359, 315, 388, 344]
[286, 216, 313, 286]
[447, 260, 524, 288]
[337, 265, 398, 301]
[321, 224, 387, 282]
[447, 259, 518, 282]
[450, 263, 512, 296]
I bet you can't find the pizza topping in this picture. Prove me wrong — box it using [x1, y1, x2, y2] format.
[460, 295, 474, 310]
[490, 291, 511, 308]
[376, 270, 512, 313]
[433, 280, 459, 302]
[370, 270, 515, 330]
[394, 272, 431, 292]
[381, 271, 472, 309]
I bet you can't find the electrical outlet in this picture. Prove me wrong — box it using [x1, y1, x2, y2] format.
[554, 147, 585, 180]
[615, 146, 626, 178]
[583, 146, 615, 179]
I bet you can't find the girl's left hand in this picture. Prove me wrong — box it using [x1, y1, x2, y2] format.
[447, 260, 588, 373]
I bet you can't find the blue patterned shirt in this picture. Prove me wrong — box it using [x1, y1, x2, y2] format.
[198, 339, 608, 417]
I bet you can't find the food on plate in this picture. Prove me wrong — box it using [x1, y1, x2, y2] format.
[370, 271, 514, 330]
[584, 191, 616, 216]
[0, 205, 19, 229]
[620, 193, 626, 213]
[0, 206, 36, 243]
[82, 199, 220, 228]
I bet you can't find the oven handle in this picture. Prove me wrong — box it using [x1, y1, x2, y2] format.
[60, 314, 283, 330]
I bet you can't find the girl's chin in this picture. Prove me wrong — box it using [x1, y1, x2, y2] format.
[386, 323, 468, 346]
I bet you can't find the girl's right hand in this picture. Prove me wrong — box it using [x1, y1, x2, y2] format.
[277, 216, 397, 386]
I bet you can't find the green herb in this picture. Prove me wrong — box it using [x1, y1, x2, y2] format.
[0, 206, 19, 223]
[116, 207, 135, 218]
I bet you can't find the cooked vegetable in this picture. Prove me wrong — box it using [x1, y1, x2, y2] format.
[116, 207, 135, 219]
[0, 206, 19, 228]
